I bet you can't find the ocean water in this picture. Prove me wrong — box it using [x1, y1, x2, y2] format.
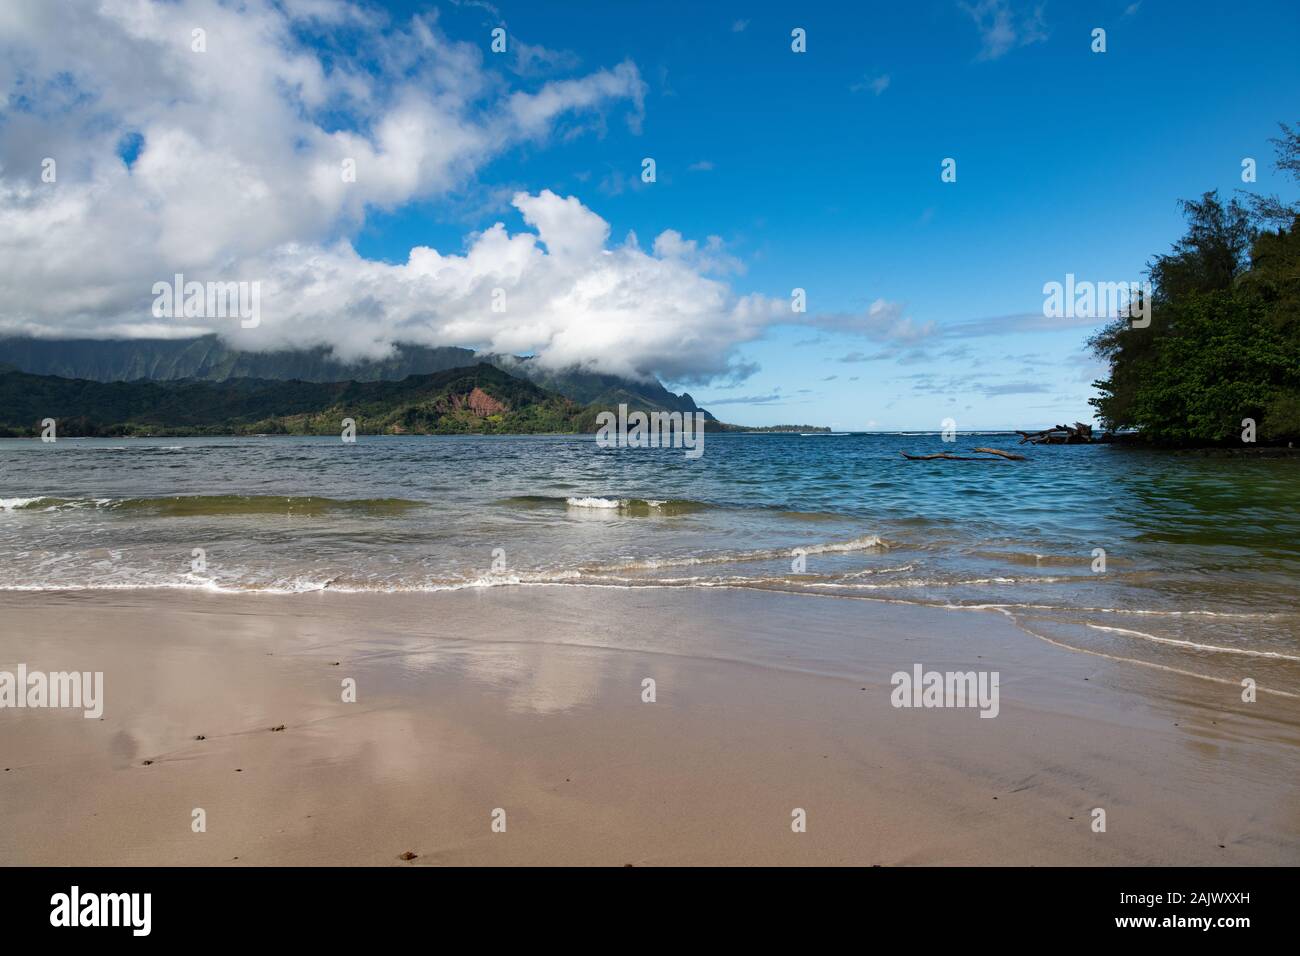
[2, 433, 1299, 696]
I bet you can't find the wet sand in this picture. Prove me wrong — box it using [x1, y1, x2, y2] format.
[0, 586, 1296, 865]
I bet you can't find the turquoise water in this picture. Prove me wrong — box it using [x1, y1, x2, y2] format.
[2, 433, 1298, 694]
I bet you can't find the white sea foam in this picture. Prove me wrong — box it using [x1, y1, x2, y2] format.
[842, 564, 917, 577]
[588, 535, 887, 574]
[565, 496, 624, 509]
[0, 497, 115, 513]
[1086, 623, 1300, 661]
[564, 496, 674, 510]
[803, 575, 1070, 589]
[0, 498, 46, 511]
[798, 534, 885, 555]
[997, 611, 1300, 700]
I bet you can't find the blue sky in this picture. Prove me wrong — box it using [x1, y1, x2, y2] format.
[345, 0, 1300, 429]
[4, 0, 1298, 429]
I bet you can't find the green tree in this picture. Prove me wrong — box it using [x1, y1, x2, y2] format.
[1090, 125, 1300, 444]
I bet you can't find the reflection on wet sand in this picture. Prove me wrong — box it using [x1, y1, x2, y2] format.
[1, 586, 1296, 865]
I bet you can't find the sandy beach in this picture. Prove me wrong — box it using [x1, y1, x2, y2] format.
[2, 585, 1296, 866]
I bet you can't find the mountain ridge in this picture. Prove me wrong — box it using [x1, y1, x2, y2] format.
[0, 363, 602, 437]
[0, 335, 714, 420]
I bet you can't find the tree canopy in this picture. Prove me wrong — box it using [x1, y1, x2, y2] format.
[1090, 123, 1300, 445]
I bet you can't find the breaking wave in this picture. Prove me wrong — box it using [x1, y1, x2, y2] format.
[0, 495, 425, 516]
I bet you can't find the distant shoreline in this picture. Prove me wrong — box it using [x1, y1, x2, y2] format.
[3, 431, 1297, 453]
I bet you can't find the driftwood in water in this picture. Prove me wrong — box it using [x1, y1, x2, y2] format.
[899, 447, 1024, 462]
[1017, 422, 1094, 445]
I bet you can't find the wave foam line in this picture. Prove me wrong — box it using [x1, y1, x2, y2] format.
[1086, 623, 1300, 661]
[5, 574, 1297, 698]
[565, 496, 625, 509]
[587, 536, 887, 573]
[995, 610, 1300, 699]
[0, 498, 48, 511]
[950, 601, 1285, 620]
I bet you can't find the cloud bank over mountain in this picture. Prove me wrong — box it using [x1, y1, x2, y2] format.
[0, 0, 939, 384]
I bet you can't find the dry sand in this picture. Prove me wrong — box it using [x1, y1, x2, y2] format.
[1, 586, 1297, 865]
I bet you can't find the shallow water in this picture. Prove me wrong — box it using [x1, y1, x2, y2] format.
[2, 433, 1298, 694]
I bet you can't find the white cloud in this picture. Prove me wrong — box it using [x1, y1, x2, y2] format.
[942, 311, 1106, 337]
[511, 40, 581, 77]
[0, 2, 645, 345]
[805, 299, 936, 342]
[0, 0, 914, 386]
[507, 61, 645, 136]
[960, 0, 1048, 61]
[217, 190, 784, 383]
[850, 73, 891, 95]
[651, 230, 743, 275]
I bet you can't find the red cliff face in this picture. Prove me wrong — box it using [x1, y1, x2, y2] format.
[449, 387, 507, 416]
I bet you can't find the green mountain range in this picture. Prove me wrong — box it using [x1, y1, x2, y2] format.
[0, 335, 713, 420]
[0, 363, 601, 437]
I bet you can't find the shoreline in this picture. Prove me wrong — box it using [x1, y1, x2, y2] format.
[4, 433, 1298, 458]
[3, 576, 1296, 700]
[2, 586, 1296, 866]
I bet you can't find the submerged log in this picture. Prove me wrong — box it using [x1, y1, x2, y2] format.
[971, 447, 1027, 460]
[900, 452, 993, 461]
[899, 449, 1023, 462]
